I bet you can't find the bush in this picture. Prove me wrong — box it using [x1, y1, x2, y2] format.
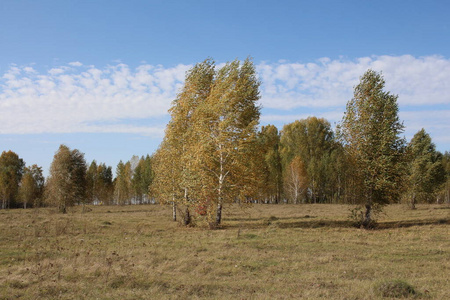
[374, 279, 417, 298]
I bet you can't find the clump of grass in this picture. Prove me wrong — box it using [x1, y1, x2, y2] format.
[263, 215, 278, 225]
[7, 280, 29, 289]
[241, 233, 258, 239]
[348, 205, 384, 229]
[38, 284, 69, 298]
[374, 279, 417, 298]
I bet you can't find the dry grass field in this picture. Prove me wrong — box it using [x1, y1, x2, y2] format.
[0, 204, 449, 299]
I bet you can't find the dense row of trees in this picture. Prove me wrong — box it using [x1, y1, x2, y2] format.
[0, 151, 45, 209]
[1, 61, 449, 229]
[151, 61, 449, 227]
[114, 155, 153, 205]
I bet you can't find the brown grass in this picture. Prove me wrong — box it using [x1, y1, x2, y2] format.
[0, 204, 449, 299]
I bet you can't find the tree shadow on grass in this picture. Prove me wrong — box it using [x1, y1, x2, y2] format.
[224, 216, 450, 230]
[376, 218, 450, 229]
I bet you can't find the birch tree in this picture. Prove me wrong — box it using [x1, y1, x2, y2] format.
[280, 117, 336, 203]
[18, 165, 44, 208]
[153, 58, 215, 224]
[407, 129, 446, 208]
[257, 125, 283, 203]
[284, 156, 308, 203]
[46, 145, 87, 213]
[339, 70, 406, 227]
[155, 58, 261, 227]
[114, 161, 131, 205]
[0, 151, 25, 209]
[193, 58, 261, 227]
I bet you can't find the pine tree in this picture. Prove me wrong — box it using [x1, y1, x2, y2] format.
[97, 163, 114, 205]
[339, 70, 406, 227]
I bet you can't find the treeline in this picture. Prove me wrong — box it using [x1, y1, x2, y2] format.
[2, 121, 447, 211]
[0, 146, 153, 211]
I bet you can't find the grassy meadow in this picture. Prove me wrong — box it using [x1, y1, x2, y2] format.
[0, 204, 449, 299]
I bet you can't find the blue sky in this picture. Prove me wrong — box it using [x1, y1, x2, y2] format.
[1, 0, 449, 176]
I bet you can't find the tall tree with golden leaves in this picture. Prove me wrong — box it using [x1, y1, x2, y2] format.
[193, 58, 261, 227]
[152, 59, 215, 224]
[339, 70, 406, 227]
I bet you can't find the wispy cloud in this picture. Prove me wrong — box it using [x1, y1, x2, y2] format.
[0, 56, 449, 149]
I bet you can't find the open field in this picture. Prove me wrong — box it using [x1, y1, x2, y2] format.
[0, 204, 449, 299]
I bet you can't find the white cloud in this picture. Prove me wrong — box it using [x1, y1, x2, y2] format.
[400, 110, 450, 146]
[258, 55, 450, 109]
[68, 61, 83, 67]
[0, 56, 449, 150]
[0, 62, 191, 135]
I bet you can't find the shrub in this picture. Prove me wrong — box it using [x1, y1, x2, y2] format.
[374, 279, 417, 298]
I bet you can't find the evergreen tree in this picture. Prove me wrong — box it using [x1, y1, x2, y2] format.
[339, 70, 406, 227]
[97, 163, 114, 205]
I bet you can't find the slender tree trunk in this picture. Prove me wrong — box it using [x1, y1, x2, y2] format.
[172, 201, 177, 221]
[59, 202, 67, 214]
[362, 203, 372, 228]
[183, 207, 191, 226]
[215, 202, 222, 226]
[410, 193, 416, 210]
